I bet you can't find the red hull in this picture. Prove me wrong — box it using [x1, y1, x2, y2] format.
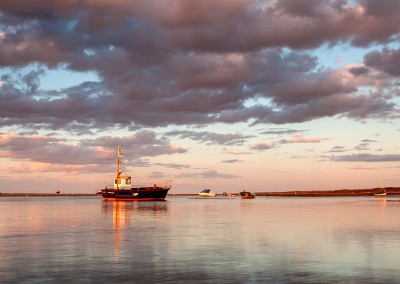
[240, 191, 255, 199]
[103, 197, 167, 201]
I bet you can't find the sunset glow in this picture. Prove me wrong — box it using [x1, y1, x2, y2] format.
[0, 1, 399, 193]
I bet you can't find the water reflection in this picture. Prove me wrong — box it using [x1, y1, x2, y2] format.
[101, 201, 169, 224]
[1, 196, 400, 283]
[101, 201, 169, 261]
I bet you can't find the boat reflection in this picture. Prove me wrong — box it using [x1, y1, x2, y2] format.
[101, 201, 169, 221]
[101, 201, 169, 261]
[375, 198, 387, 217]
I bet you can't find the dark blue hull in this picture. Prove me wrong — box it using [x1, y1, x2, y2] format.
[101, 186, 170, 201]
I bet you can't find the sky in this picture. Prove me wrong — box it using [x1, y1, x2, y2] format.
[0, 0, 399, 194]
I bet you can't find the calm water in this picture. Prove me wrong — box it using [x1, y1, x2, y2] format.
[0, 196, 399, 283]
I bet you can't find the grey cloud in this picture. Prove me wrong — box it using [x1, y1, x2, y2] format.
[0, 131, 186, 166]
[222, 159, 243, 163]
[0, 0, 399, 133]
[251, 135, 329, 151]
[328, 146, 347, 153]
[149, 171, 169, 179]
[332, 153, 400, 162]
[354, 143, 370, 151]
[176, 170, 240, 179]
[260, 128, 306, 135]
[166, 130, 253, 146]
[198, 170, 239, 179]
[269, 71, 356, 105]
[153, 163, 190, 169]
[348, 66, 369, 77]
[250, 143, 274, 151]
[364, 48, 400, 76]
[276, 94, 394, 124]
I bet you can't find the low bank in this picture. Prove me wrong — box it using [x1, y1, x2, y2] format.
[254, 187, 400, 197]
[0, 193, 97, 197]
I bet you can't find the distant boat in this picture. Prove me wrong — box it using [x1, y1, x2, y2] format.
[373, 181, 386, 197]
[199, 189, 216, 197]
[240, 190, 255, 199]
[56, 181, 60, 194]
[99, 146, 171, 201]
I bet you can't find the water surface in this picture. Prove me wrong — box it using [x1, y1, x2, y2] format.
[0, 196, 399, 283]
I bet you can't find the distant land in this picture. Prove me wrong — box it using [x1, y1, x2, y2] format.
[0, 193, 96, 197]
[253, 187, 400, 197]
[1, 187, 399, 197]
[172, 187, 400, 197]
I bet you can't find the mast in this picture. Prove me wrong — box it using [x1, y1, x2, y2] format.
[379, 181, 386, 193]
[116, 145, 123, 189]
[113, 145, 132, 190]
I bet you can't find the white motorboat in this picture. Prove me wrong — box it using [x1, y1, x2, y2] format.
[199, 189, 216, 197]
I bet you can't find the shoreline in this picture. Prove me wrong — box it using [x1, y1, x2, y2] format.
[0, 193, 97, 197]
[1, 187, 399, 198]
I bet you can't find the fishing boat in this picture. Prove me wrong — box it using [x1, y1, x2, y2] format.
[373, 181, 386, 197]
[100, 146, 171, 201]
[240, 190, 255, 199]
[199, 189, 216, 197]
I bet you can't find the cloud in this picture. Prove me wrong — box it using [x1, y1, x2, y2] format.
[222, 159, 243, 163]
[0, 162, 97, 175]
[175, 170, 239, 179]
[250, 136, 329, 150]
[0, 0, 399, 134]
[354, 143, 370, 151]
[290, 155, 307, 159]
[153, 163, 190, 169]
[364, 47, 400, 76]
[222, 150, 252, 155]
[0, 131, 187, 168]
[332, 153, 400, 162]
[353, 138, 380, 151]
[149, 171, 169, 179]
[0, 0, 400, 131]
[348, 66, 369, 77]
[349, 166, 376, 170]
[278, 137, 330, 144]
[328, 146, 347, 153]
[260, 128, 306, 135]
[250, 143, 275, 151]
[166, 130, 253, 146]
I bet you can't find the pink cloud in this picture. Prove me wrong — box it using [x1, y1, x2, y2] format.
[251, 136, 330, 150]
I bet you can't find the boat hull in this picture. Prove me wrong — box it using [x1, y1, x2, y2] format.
[241, 196, 255, 199]
[198, 189, 216, 197]
[101, 187, 170, 201]
[240, 191, 255, 199]
[199, 193, 216, 197]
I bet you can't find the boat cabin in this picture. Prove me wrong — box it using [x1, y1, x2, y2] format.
[114, 175, 132, 190]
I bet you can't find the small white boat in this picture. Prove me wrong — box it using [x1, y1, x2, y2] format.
[199, 189, 216, 197]
[373, 181, 386, 197]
